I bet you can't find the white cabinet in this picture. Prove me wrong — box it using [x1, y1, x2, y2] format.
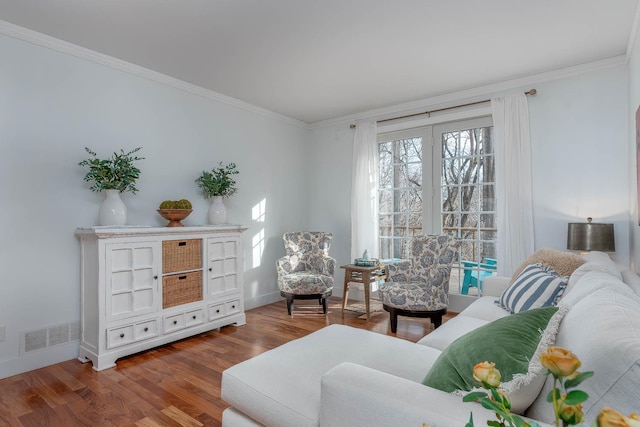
[77, 225, 246, 371]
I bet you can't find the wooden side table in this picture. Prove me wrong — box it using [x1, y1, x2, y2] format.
[340, 264, 387, 320]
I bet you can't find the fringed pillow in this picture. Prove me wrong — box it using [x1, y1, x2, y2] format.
[422, 305, 569, 414]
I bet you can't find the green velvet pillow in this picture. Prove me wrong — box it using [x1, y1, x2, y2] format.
[423, 305, 567, 413]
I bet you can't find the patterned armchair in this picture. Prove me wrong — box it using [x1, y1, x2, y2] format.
[276, 232, 336, 315]
[379, 235, 460, 332]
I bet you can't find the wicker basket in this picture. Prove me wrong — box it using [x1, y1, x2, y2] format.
[163, 271, 203, 308]
[162, 239, 202, 273]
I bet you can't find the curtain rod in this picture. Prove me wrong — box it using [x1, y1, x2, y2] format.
[349, 89, 537, 129]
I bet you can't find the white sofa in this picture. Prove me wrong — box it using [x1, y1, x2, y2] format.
[221, 252, 640, 426]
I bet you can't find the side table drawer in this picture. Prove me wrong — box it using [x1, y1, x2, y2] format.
[163, 313, 185, 334]
[209, 303, 226, 320]
[185, 309, 204, 327]
[134, 319, 158, 341]
[107, 325, 134, 349]
[226, 300, 241, 315]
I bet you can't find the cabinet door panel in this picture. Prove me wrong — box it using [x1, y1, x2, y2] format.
[224, 258, 237, 274]
[209, 241, 224, 259]
[225, 274, 238, 292]
[133, 289, 154, 311]
[106, 241, 160, 321]
[111, 271, 133, 292]
[133, 268, 154, 289]
[207, 237, 242, 298]
[111, 292, 133, 315]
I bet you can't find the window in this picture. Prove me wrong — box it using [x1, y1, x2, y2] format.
[377, 117, 495, 295]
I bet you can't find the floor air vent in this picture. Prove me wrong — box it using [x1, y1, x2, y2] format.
[20, 321, 81, 355]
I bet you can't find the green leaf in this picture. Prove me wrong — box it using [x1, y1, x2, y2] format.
[564, 371, 594, 389]
[546, 388, 561, 402]
[490, 388, 502, 403]
[480, 399, 502, 413]
[463, 392, 489, 402]
[487, 421, 502, 427]
[563, 390, 589, 405]
[465, 412, 474, 427]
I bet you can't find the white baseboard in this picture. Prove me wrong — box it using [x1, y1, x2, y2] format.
[0, 341, 79, 380]
[244, 291, 282, 310]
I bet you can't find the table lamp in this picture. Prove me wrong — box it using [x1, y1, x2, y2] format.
[567, 217, 615, 252]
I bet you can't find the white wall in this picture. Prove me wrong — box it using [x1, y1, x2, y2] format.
[629, 25, 640, 271]
[528, 66, 629, 266]
[0, 34, 310, 377]
[309, 64, 631, 280]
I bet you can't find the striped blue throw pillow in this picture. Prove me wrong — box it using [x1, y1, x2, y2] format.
[497, 263, 568, 313]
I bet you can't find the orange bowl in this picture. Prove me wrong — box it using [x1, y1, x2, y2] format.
[157, 209, 192, 227]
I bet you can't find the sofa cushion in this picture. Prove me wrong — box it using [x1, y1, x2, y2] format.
[497, 263, 568, 313]
[417, 315, 490, 351]
[561, 270, 638, 307]
[526, 287, 640, 425]
[510, 248, 584, 283]
[581, 251, 622, 280]
[621, 268, 640, 297]
[459, 295, 511, 322]
[221, 324, 441, 427]
[565, 261, 623, 295]
[422, 306, 567, 414]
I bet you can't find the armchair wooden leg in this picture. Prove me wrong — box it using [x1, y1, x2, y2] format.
[284, 294, 294, 316]
[433, 314, 443, 329]
[389, 308, 398, 333]
[321, 297, 328, 314]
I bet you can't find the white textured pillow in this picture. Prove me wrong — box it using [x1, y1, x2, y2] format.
[581, 251, 622, 280]
[525, 288, 640, 424]
[565, 261, 620, 295]
[562, 271, 638, 307]
[497, 263, 568, 314]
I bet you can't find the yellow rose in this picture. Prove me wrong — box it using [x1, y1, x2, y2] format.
[557, 395, 584, 425]
[473, 361, 501, 388]
[540, 346, 581, 377]
[597, 408, 640, 427]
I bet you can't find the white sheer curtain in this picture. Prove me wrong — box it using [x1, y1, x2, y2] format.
[491, 94, 535, 276]
[351, 121, 379, 260]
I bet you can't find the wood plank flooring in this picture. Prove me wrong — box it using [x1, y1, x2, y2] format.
[0, 298, 455, 427]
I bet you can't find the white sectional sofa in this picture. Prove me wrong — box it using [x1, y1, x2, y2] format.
[221, 252, 640, 426]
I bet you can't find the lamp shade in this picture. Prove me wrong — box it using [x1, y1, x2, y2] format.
[567, 217, 615, 252]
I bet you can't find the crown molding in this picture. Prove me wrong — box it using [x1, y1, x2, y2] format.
[310, 55, 627, 129]
[0, 19, 309, 129]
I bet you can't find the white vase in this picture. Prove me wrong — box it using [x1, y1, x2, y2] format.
[98, 189, 127, 226]
[208, 196, 227, 225]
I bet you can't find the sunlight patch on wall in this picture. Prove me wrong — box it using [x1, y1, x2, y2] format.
[252, 198, 266, 222]
[252, 198, 267, 268]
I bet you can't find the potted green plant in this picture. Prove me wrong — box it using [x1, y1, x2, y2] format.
[195, 162, 239, 225]
[79, 147, 144, 226]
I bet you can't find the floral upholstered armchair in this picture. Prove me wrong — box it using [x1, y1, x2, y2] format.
[276, 232, 336, 315]
[379, 234, 460, 332]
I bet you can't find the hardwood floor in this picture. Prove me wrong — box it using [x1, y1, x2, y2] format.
[0, 298, 455, 427]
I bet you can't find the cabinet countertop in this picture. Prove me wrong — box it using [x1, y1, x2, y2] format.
[75, 225, 247, 238]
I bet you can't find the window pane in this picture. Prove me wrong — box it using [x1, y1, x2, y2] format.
[440, 124, 496, 297]
[379, 189, 392, 213]
[378, 135, 423, 259]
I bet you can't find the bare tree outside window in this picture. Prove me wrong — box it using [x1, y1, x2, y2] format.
[378, 121, 496, 296]
[378, 137, 423, 259]
[441, 127, 496, 262]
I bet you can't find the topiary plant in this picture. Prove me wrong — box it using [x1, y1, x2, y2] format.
[174, 199, 192, 209]
[195, 162, 239, 198]
[159, 200, 177, 209]
[79, 147, 144, 193]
